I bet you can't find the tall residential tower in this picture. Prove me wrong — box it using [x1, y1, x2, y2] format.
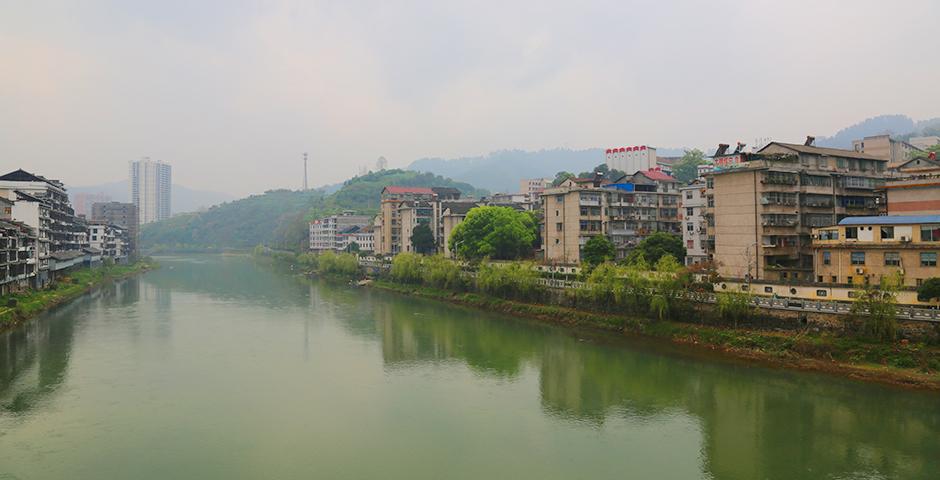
[129, 157, 171, 225]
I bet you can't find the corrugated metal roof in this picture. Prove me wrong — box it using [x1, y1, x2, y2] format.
[382, 186, 435, 195]
[838, 215, 940, 226]
[761, 142, 887, 162]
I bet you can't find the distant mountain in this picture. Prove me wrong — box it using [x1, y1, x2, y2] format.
[68, 180, 235, 214]
[408, 147, 686, 193]
[814, 114, 917, 149]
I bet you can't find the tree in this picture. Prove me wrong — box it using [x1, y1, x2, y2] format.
[917, 277, 940, 302]
[551, 171, 576, 187]
[345, 241, 360, 253]
[449, 206, 538, 260]
[410, 223, 435, 255]
[850, 273, 900, 341]
[582, 235, 615, 267]
[627, 232, 686, 266]
[671, 149, 707, 184]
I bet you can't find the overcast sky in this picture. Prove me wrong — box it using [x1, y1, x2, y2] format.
[2, 0, 938, 196]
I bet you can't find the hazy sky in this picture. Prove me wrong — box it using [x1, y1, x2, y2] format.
[2, 0, 938, 196]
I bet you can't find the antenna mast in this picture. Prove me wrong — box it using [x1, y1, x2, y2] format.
[303, 152, 308, 191]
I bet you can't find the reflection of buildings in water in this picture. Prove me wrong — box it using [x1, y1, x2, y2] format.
[0, 304, 78, 415]
[139, 281, 173, 339]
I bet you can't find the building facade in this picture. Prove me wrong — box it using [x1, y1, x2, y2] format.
[813, 216, 940, 287]
[519, 178, 551, 203]
[680, 181, 708, 265]
[130, 157, 172, 225]
[71, 192, 111, 217]
[309, 211, 373, 252]
[705, 141, 887, 282]
[907, 136, 940, 151]
[852, 134, 922, 168]
[376, 187, 438, 255]
[91, 202, 139, 257]
[541, 170, 681, 264]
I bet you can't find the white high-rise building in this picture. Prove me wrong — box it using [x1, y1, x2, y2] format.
[605, 145, 657, 174]
[129, 157, 171, 225]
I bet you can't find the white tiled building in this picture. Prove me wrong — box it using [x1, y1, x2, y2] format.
[679, 180, 708, 266]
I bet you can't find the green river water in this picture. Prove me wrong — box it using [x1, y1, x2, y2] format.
[1, 255, 938, 479]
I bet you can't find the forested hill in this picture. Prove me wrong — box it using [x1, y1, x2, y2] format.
[140, 169, 487, 253]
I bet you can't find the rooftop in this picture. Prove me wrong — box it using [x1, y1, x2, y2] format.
[382, 186, 436, 195]
[760, 142, 887, 162]
[838, 215, 940, 226]
[0, 169, 64, 187]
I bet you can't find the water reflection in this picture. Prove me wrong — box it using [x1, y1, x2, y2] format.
[313, 279, 940, 479]
[0, 279, 137, 416]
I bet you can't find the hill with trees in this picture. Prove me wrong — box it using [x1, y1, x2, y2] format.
[140, 169, 487, 253]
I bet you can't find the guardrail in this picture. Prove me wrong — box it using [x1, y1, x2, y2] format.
[358, 258, 940, 323]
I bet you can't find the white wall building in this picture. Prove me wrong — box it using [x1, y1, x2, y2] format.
[519, 178, 551, 203]
[309, 211, 373, 251]
[679, 181, 708, 266]
[129, 157, 172, 225]
[605, 146, 658, 174]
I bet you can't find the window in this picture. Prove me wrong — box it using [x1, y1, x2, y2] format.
[685, 191, 693, 199]
[884, 252, 900, 266]
[687, 223, 695, 232]
[922, 225, 940, 242]
[818, 229, 839, 241]
[687, 240, 694, 248]
[764, 286, 773, 293]
[847, 277, 853, 285]
[851, 251, 865, 265]
[822, 251, 831, 265]
[817, 275, 823, 283]
[880, 226, 894, 240]
[555, 223, 563, 232]
[706, 178, 714, 189]
[921, 252, 938, 267]
[831, 276, 837, 283]
[819, 157, 828, 168]
[845, 227, 858, 239]
[816, 290, 828, 297]
[686, 207, 694, 216]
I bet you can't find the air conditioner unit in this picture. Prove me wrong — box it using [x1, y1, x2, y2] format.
[855, 267, 865, 275]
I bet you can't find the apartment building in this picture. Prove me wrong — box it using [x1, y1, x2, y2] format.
[519, 178, 551, 203]
[852, 134, 922, 168]
[309, 211, 373, 251]
[376, 187, 438, 255]
[71, 192, 111, 217]
[705, 141, 887, 282]
[399, 200, 439, 254]
[541, 170, 680, 264]
[0, 198, 38, 295]
[130, 157, 172, 224]
[440, 202, 478, 258]
[909, 136, 940, 150]
[91, 202, 139, 257]
[680, 180, 708, 265]
[353, 226, 375, 253]
[813, 216, 940, 287]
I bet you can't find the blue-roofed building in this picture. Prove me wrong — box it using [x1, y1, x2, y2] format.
[813, 215, 940, 288]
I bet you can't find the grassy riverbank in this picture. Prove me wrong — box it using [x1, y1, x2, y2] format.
[371, 279, 940, 391]
[0, 260, 157, 330]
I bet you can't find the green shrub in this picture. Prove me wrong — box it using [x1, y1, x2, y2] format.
[476, 261, 542, 302]
[422, 255, 464, 290]
[318, 251, 360, 277]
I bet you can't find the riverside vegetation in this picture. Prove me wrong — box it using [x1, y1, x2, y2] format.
[256, 248, 940, 389]
[0, 259, 157, 329]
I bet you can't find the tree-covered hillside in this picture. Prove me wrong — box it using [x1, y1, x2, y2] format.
[140, 169, 487, 253]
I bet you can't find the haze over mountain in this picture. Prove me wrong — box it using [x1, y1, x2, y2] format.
[68, 181, 235, 215]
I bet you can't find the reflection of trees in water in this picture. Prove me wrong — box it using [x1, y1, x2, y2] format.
[144, 256, 311, 308]
[0, 280, 138, 415]
[312, 281, 940, 479]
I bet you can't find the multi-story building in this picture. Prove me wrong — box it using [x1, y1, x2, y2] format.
[399, 200, 440, 254]
[91, 202, 139, 257]
[519, 178, 551, 203]
[907, 136, 940, 151]
[130, 157, 172, 225]
[705, 140, 887, 282]
[309, 211, 373, 252]
[0, 197, 38, 295]
[0, 169, 84, 253]
[852, 134, 922, 168]
[813, 215, 940, 287]
[353, 226, 375, 253]
[376, 187, 438, 255]
[605, 145, 657, 174]
[680, 180, 708, 265]
[440, 202, 478, 258]
[88, 221, 118, 258]
[71, 192, 111, 217]
[541, 170, 680, 264]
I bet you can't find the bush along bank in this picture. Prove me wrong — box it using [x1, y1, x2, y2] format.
[252, 246, 362, 280]
[372, 253, 940, 390]
[0, 259, 158, 330]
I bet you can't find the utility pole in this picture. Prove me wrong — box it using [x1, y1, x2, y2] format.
[303, 152, 308, 191]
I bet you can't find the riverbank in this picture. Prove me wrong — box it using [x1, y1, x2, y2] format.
[370, 279, 940, 391]
[0, 260, 157, 331]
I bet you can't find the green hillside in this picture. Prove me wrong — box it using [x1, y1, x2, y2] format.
[140, 169, 487, 253]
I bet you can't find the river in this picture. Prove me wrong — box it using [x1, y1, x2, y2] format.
[1, 255, 938, 479]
